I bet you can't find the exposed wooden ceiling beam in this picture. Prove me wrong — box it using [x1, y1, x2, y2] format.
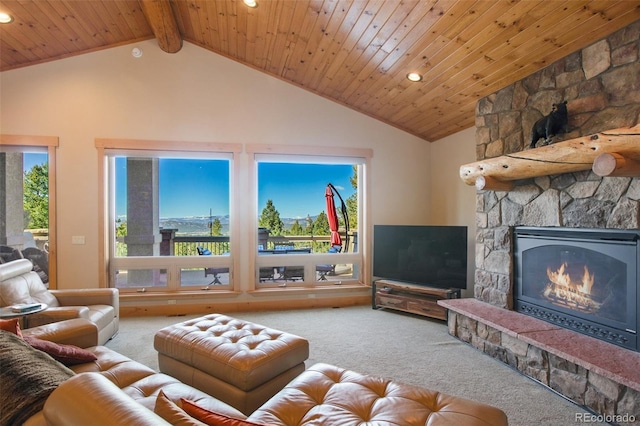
[139, 0, 182, 54]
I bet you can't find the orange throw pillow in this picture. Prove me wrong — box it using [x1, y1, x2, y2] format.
[0, 318, 23, 337]
[155, 390, 207, 426]
[180, 399, 267, 426]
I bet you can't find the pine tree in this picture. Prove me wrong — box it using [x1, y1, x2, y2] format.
[259, 199, 284, 236]
[313, 211, 330, 235]
[290, 220, 303, 235]
[305, 215, 313, 235]
[211, 218, 222, 236]
[346, 165, 358, 230]
[23, 163, 49, 229]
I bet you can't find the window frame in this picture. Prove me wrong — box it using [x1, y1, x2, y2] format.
[247, 144, 372, 290]
[96, 138, 242, 292]
[1, 134, 59, 289]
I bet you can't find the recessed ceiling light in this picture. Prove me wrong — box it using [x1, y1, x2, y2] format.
[131, 47, 143, 58]
[243, 0, 258, 7]
[0, 12, 14, 24]
[406, 72, 422, 82]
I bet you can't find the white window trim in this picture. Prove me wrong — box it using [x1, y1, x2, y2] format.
[96, 139, 372, 293]
[96, 138, 242, 291]
[248, 144, 372, 290]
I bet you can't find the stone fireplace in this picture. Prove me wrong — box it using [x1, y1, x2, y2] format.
[472, 20, 640, 310]
[442, 20, 640, 420]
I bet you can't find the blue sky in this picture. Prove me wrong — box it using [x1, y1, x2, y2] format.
[22, 153, 355, 219]
[114, 158, 355, 219]
[258, 163, 354, 219]
[24, 152, 47, 170]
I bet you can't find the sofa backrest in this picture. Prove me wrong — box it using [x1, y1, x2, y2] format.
[0, 259, 59, 307]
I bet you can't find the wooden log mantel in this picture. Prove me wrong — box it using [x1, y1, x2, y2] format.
[460, 124, 640, 191]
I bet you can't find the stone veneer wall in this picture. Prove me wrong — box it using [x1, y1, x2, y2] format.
[473, 20, 640, 309]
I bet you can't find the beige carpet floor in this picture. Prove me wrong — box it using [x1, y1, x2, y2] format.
[105, 305, 606, 426]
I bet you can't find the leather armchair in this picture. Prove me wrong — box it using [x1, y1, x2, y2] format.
[0, 259, 119, 345]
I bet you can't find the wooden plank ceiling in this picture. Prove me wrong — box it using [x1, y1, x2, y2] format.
[1, 0, 639, 142]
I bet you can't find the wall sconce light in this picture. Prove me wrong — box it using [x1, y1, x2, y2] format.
[406, 72, 422, 82]
[0, 12, 14, 24]
[243, 0, 258, 7]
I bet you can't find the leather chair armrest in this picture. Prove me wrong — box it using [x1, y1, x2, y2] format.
[22, 318, 98, 348]
[51, 288, 119, 311]
[26, 306, 90, 328]
[43, 373, 171, 426]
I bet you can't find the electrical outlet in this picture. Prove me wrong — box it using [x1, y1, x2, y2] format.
[168, 300, 176, 304]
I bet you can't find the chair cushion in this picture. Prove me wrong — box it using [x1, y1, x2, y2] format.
[0, 263, 59, 307]
[0, 259, 33, 281]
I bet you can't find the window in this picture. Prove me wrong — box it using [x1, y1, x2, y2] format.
[252, 149, 369, 289]
[97, 139, 371, 294]
[0, 135, 58, 288]
[97, 139, 240, 293]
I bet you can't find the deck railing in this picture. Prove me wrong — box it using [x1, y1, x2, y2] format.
[116, 231, 357, 257]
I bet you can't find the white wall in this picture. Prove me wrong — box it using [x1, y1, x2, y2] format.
[0, 40, 432, 291]
[429, 127, 477, 296]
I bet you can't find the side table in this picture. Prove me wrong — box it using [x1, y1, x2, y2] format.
[0, 303, 48, 329]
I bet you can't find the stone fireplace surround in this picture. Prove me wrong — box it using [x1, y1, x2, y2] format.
[444, 20, 640, 421]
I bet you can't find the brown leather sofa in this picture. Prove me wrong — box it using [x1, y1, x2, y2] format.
[0, 259, 118, 345]
[10, 318, 508, 426]
[17, 319, 251, 426]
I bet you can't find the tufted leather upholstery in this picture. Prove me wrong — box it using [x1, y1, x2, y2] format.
[0, 259, 119, 344]
[248, 363, 509, 426]
[155, 313, 309, 414]
[20, 320, 507, 426]
[22, 321, 248, 426]
[70, 346, 247, 416]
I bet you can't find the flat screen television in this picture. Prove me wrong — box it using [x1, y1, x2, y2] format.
[373, 225, 468, 289]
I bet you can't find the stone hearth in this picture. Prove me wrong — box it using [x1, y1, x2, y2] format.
[439, 298, 640, 422]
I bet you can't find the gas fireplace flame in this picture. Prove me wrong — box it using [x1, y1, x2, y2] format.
[546, 263, 595, 294]
[543, 262, 600, 313]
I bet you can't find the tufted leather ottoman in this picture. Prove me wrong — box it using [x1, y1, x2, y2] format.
[154, 314, 309, 415]
[247, 363, 509, 425]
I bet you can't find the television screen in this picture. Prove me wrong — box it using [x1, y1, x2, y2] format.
[373, 225, 468, 289]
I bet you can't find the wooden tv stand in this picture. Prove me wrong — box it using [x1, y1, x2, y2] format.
[372, 280, 461, 321]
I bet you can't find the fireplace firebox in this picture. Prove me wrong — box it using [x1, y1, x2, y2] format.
[514, 227, 639, 352]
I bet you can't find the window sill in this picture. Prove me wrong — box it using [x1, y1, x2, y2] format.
[119, 290, 241, 301]
[249, 283, 369, 297]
